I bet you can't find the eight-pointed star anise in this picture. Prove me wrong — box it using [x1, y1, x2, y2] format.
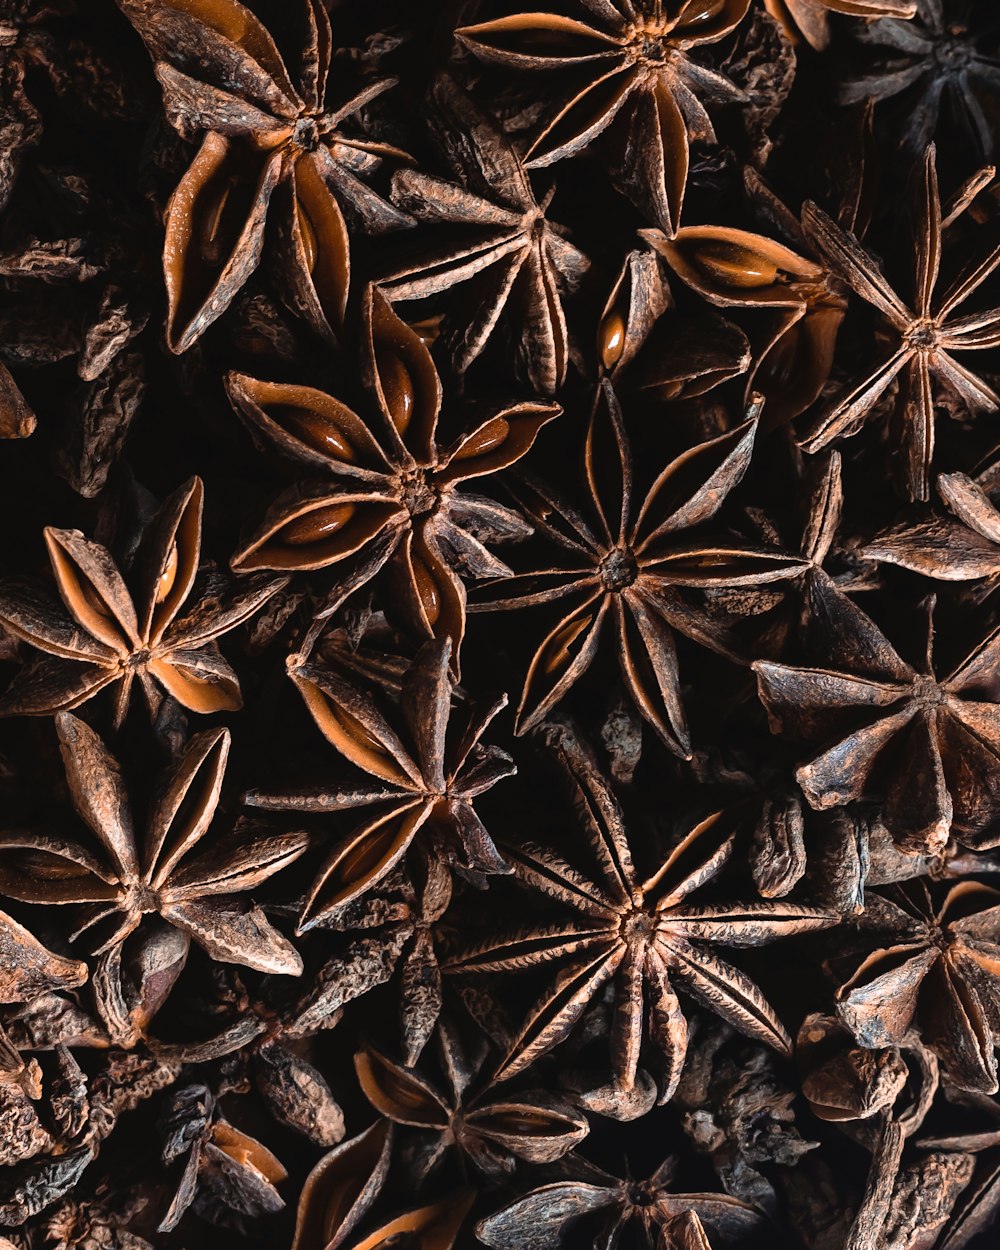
[0, 477, 286, 726]
[354, 1030, 588, 1183]
[243, 638, 514, 929]
[753, 572, 1000, 856]
[456, 0, 751, 235]
[842, 0, 1000, 156]
[798, 145, 1000, 501]
[447, 726, 833, 1097]
[229, 286, 559, 661]
[0, 713, 307, 973]
[118, 0, 412, 351]
[836, 881, 1000, 1094]
[470, 380, 806, 757]
[381, 76, 589, 395]
[476, 1153, 761, 1250]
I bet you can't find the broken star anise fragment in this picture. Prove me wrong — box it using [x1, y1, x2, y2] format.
[229, 285, 558, 661]
[382, 76, 588, 395]
[447, 724, 834, 1099]
[118, 0, 411, 351]
[836, 880, 1000, 1094]
[470, 379, 806, 757]
[0, 713, 306, 974]
[0, 477, 286, 725]
[456, 0, 751, 235]
[765, 0, 915, 53]
[753, 572, 1000, 855]
[244, 637, 514, 927]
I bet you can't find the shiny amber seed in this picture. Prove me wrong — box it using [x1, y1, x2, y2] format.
[599, 311, 627, 370]
[378, 349, 415, 435]
[451, 417, 510, 460]
[155, 544, 179, 604]
[276, 407, 357, 463]
[693, 241, 779, 288]
[412, 556, 441, 626]
[280, 502, 357, 546]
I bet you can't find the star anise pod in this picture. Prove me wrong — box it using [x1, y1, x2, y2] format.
[228, 286, 558, 660]
[798, 145, 1000, 501]
[288, 852, 452, 1065]
[291, 1122, 392, 1250]
[753, 572, 1000, 855]
[863, 468, 1000, 582]
[447, 724, 834, 1097]
[836, 880, 1000, 1095]
[455, 0, 751, 235]
[0, 477, 287, 725]
[244, 638, 514, 927]
[117, 0, 412, 351]
[476, 1153, 761, 1250]
[765, 0, 915, 52]
[0, 910, 87, 1006]
[381, 76, 589, 395]
[0, 713, 307, 974]
[470, 380, 806, 757]
[355, 1026, 588, 1183]
[841, 0, 1000, 156]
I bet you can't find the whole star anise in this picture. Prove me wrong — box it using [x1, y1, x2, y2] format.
[447, 725, 833, 1097]
[753, 573, 1000, 855]
[798, 145, 1000, 501]
[836, 881, 1000, 1094]
[244, 638, 514, 927]
[381, 75, 589, 395]
[229, 286, 558, 660]
[0, 713, 307, 974]
[456, 0, 752, 235]
[841, 0, 1000, 156]
[476, 1153, 761, 1250]
[118, 0, 412, 351]
[0, 477, 286, 725]
[470, 380, 806, 757]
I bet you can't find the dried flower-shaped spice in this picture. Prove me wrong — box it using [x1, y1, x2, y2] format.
[448, 725, 833, 1096]
[355, 1031, 588, 1182]
[842, 1, 1000, 156]
[471, 380, 806, 756]
[382, 76, 589, 395]
[836, 881, 1000, 1094]
[476, 1154, 760, 1250]
[289, 852, 452, 1064]
[0, 478, 286, 724]
[229, 286, 558, 658]
[798, 146, 1000, 501]
[753, 572, 1000, 855]
[0, 713, 306, 974]
[245, 638, 513, 926]
[456, 0, 751, 234]
[765, 0, 915, 52]
[118, 0, 411, 351]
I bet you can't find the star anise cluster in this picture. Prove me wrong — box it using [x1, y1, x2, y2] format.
[3, 0, 1000, 1247]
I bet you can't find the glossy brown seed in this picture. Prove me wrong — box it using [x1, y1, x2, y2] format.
[275, 408, 358, 462]
[279, 504, 358, 546]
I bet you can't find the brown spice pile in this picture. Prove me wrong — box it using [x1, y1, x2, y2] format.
[1, 1, 1000, 1248]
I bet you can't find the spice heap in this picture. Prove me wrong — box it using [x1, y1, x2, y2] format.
[2, 1, 1000, 1248]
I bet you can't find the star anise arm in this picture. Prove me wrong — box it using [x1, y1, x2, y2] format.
[161, 132, 283, 353]
[143, 727, 229, 886]
[0, 831, 119, 904]
[662, 901, 836, 946]
[354, 1047, 450, 1130]
[611, 942, 646, 1089]
[801, 200, 912, 327]
[345, 1192, 474, 1250]
[515, 591, 610, 736]
[616, 593, 688, 757]
[920, 961, 998, 1093]
[935, 238, 1000, 321]
[799, 347, 912, 455]
[137, 476, 203, 644]
[455, 14, 625, 74]
[475, 1183, 619, 1250]
[645, 948, 689, 1102]
[290, 1122, 392, 1250]
[399, 927, 443, 1064]
[0, 910, 88, 1002]
[438, 403, 560, 485]
[836, 943, 938, 1046]
[152, 61, 290, 140]
[55, 713, 138, 882]
[656, 937, 792, 1053]
[161, 896, 302, 976]
[0, 656, 119, 718]
[147, 644, 244, 715]
[938, 311, 1000, 351]
[279, 152, 352, 344]
[43, 528, 138, 653]
[299, 802, 431, 929]
[166, 828, 309, 898]
[495, 944, 626, 1080]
